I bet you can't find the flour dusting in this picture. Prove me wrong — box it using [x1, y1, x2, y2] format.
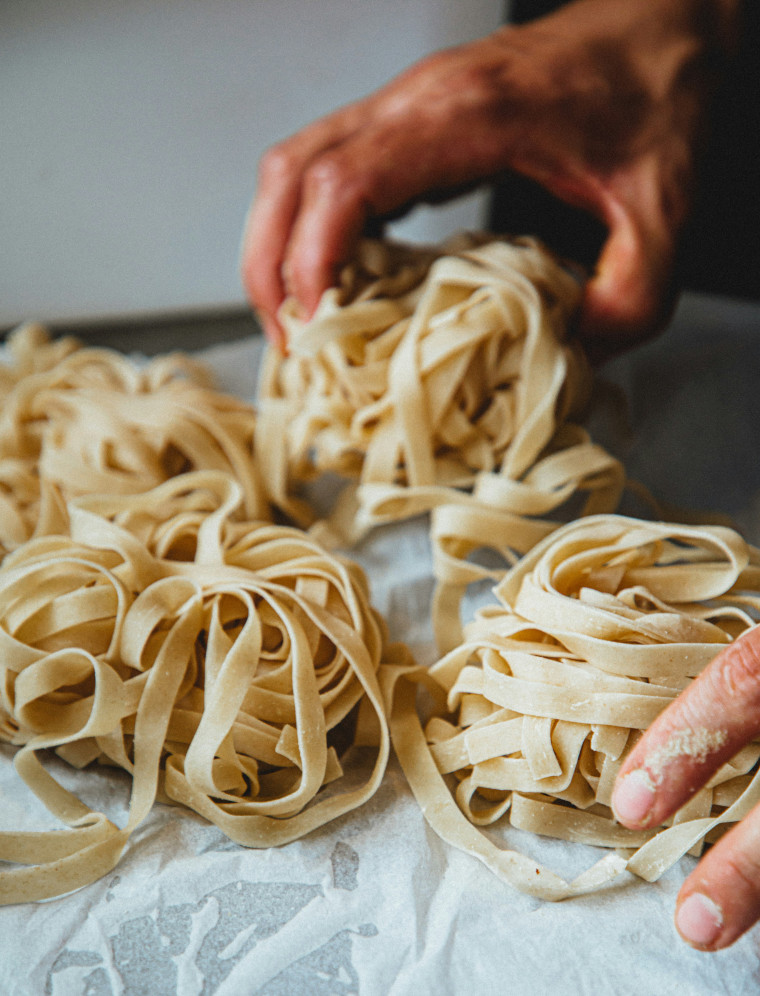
[646, 728, 727, 781]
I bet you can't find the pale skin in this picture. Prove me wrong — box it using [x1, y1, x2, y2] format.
[612, 626, 760, 951]
[240, 0, 757, 950]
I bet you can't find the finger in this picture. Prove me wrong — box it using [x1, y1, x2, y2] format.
[282, 152, 370, 318]
[578, 195, 676, 361]
[239, 109, 362, 347]
[240, 171, 299, 351]
[676, 802, 760, 950]
[282, 109, 511, 315]
[612, 625, 760, 831]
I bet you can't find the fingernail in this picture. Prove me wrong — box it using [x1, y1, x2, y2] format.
[612, 769, 656, 826]
[676, 893, 723, 948]
[261, 317, 287, 355]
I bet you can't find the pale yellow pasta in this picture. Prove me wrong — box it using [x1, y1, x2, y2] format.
[0, 471, 410, 903]
[389, 515, 760, 900]
[0, 324, 269, 558]
[259, 234, 589, 518]
[257, 235, 625, 647]
[429, 423, 625, 651]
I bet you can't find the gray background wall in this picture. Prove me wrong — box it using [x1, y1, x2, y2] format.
[2, 0, 505, 327]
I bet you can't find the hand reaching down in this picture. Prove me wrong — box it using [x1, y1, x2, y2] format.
[613, 623, 760, 950]
[241, 0, 739, 357]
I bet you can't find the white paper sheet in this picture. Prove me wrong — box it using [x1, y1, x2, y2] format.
[2, 293, 760, 995]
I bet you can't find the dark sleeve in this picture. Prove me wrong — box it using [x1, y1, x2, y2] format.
[679, 2, 760, 299]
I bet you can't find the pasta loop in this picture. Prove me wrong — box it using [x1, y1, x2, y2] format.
[389, 515, 760, 899]
[258, 236, 625, 648]
[0, 324, 269, 559]
[0, 471, 411, 904]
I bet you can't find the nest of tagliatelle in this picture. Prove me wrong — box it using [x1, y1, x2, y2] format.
[259, 234, 609, 525]
[389, 515, 760, 900]
[0, 471, 412, 904]
[0, 324, 269, 559]
[258, 233, 626, 649]
[2, 232, 757, 913]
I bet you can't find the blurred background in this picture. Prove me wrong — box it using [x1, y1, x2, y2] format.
[3, 0, 757, 343]
[1, 0, 506, 331]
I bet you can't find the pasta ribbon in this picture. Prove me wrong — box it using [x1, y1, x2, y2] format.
[390, 515, 760, 899]
[258, 235, 624, 647]
[260, 234, 589, 510]
[0, 471, 411, 903]
[2, 239, 743, 909]
[0, 324, 269, 558]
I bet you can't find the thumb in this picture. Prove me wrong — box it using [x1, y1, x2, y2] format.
[579, 197, 678, 362]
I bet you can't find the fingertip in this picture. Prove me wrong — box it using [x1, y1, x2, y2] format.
[611, 769, 657, 828]
[577, 209, 676, 359]
[674, 794, 760, 951]
[579, 261, 668, 359]
[257, 312, 288, 354]
[675, 892, 725, 950]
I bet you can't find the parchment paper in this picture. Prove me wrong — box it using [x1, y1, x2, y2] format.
[2, 291, 760, 995]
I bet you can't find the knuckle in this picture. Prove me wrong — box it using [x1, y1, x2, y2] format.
[304, 154, 348, 191]
[382, 47, 505, 124]
[258, 144, 298, 184]
[396, 49, 450, 89]
[303, 154, 366, 203]
[426, 63, 502, 122]
[452, 62, 501, 107]
[719, 848, 760, 898]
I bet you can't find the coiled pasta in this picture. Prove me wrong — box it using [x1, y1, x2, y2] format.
[0, 471, 410, 903]
[258, 235, 624, 648]
[390, 515, 760, 899]
[0, 324, 269, 558]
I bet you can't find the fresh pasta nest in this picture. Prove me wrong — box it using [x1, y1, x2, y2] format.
[391, 515, 760, 900]
[2, 238, 746, 912]
[0, 471, 410, 904]
[259, 234, 598, 528]
[0, 324, 268, 558]
[257, 235, 625, 648]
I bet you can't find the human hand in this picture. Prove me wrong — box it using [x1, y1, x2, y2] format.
[613, 624, 760, 950]
[240, 0, 737, 356]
